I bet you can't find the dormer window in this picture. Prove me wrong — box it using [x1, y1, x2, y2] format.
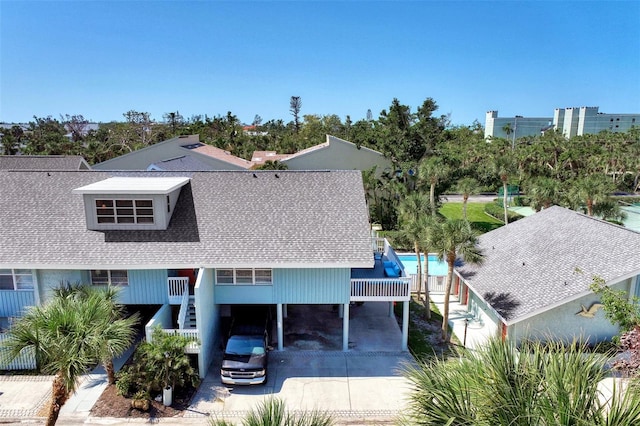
[96, 199, 154, 224]
[73, 176, 190, 231]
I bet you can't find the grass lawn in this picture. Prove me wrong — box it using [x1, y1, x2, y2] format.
[439, 202, 504, 233]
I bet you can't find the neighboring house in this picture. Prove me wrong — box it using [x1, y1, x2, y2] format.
[281, 135, 392, 176]
[485, 107, 639, 139]
[0, 169, 411, 377]
[0, 155, 91, 170]
[94, 134, 392, 176]
[92, 135, 253, 171]
[455, 206, 640, 346]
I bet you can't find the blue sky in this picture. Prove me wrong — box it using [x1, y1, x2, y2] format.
[1, 1, 639, 126]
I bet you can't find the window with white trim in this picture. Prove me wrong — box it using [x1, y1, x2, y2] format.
[91, 270, 129, 286]
[0, 269, 34, 290]
[216, 269, 272, 285]
[95, 199, 154, 224]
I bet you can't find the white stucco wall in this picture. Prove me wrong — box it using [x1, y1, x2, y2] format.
[509, 279, 631, 345]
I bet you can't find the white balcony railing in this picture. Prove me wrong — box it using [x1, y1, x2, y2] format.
[154, 328, 201, 354]
[350, 278, 411, 302]
[168, 277, 189, 304]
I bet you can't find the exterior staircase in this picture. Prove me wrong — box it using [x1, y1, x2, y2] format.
[184, 297, 197, 329]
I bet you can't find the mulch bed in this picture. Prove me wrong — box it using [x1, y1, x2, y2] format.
[90, 383, 196, 419]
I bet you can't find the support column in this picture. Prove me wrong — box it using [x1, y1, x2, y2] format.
[402, 300, 409, 351]
[277, 303, 283, 351]
[342, 303, 350, 351]
[338, 304, 344, 319]
[388, 301, 394, 317]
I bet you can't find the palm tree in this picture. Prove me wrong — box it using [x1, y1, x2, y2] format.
[455, 177, 479, 220]
[2, 287, 137, 425]
[569, 174, 615, 216]
[399, 193, 433, 308]
[525, 176, 561, 211]
[418, 157, 450, 216]
[427, 218, 483, 341]
[490, 153, 518, 224]
[401, 337, 640, 426]
[52, 283, 139, 384]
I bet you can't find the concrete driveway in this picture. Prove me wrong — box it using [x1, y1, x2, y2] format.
[186, 301, 416, 424]
[187, 350, 416, 424]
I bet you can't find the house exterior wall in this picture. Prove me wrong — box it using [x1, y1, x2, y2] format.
[509, 279, 631, 345]
[121, 270, 168, 304]
[0, 291, 35, 318]
[468, 291, 500, 338]
[36, 269, 168, 305]
[214, 268, 351, 305]
[195, 268, 217, 378]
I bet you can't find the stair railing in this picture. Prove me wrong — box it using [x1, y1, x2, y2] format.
[177, 280, 190, 330]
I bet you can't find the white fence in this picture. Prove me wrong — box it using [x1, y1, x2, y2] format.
[0, 334, 36, 370]
[153, 329, 201, 354]
[410, 274, 450, 294]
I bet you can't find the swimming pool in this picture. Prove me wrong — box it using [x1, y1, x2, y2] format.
[397, 254, 448, 276]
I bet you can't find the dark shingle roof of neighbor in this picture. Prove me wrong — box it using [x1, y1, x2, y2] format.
[0, 155, 90, 170]
[0, 170, 373, 269]
[457, 206, 640, 323]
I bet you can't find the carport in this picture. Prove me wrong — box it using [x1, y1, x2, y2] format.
[279, 302, 403, 352]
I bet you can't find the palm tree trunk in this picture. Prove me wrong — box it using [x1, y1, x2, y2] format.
[441, 254, 455, 342]
[422, 251, 431, 320]
[463, 194, 469, 220]
[46, 373, 69, 426]
[414, 241, 422, 302]
[430, 182, 436, 216]
[105, 359, 116, 385]
[502, 179, 509, 224]
[587, 198, 593, 216]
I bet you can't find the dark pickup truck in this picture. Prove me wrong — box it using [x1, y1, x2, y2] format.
[220, 309, 270, 385]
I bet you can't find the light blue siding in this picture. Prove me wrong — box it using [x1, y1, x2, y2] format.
[274, 268, 350, 304]
[213, 268, 351, 305]
[195, 268, 218, 378]
[122, 270, 168, 304]
[0, 291, 35, 317]
[38, 269, 87, 303]
[215, 285, 273, 304]
[37, 269, 168, 305]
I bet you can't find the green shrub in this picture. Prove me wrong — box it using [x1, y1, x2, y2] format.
[117, 327, 200, 396]
[115, 369, 134, 397]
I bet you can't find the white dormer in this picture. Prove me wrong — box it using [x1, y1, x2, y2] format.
[73, 177, 190, 230]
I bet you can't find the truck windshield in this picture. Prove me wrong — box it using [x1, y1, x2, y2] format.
[225, 336, 265, 355]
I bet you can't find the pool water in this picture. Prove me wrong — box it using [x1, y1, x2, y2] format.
[397, 254, 448, 276]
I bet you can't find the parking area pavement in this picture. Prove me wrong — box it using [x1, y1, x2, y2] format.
[0, 374, 53, 421]
[187, 350, 416, 424]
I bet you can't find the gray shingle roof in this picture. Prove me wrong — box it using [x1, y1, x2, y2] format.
[0, 170, 373, 269]
[457, 206, 640, 323]
[0, 155, 90, 170]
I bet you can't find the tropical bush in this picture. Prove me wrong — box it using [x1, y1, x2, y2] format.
[401, 337, 640, 425]
[116, 327, 199, 397]
[209, 397, 334, 426]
